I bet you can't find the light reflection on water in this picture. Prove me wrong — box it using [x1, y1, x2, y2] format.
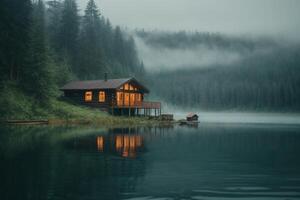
[0, 124, 300, 200]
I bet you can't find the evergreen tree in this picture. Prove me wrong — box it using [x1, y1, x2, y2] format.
[46, 0, 73, 86]
[22, 0, 55, 104]
[78, 0, 105, 79]
[58, 0, 79, 67]
[0, 0, 31, 82]
[113, 26, 126, 67]
[101, 18, 114, 59]
[46, 0, 63, 52]
[124, 36, 139, 71]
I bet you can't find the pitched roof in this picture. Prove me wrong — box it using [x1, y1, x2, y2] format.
[60, 77, 149, 93]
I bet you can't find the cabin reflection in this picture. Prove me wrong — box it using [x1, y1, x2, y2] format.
[114, 135, 143, 158]
[65, 126, 175, 158]
[95, 134, 143, 158]
[96, 136, 104, 152]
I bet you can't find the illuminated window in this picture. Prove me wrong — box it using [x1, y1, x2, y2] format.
[137, 93, 141, 102]
[130, 93, 135, 106]
[130, 85, 134, 91]
[124, 93, 130, 106]
[85, 91, 92, 102]
[124, 83, 129, 90]
[99, 91, 105, 102]
[117, 92, 124, 106]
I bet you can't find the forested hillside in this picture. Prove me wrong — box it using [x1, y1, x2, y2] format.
[1, 0, 299, 118]
[0, 0, 144, 118]
[138, 31, 300, 111]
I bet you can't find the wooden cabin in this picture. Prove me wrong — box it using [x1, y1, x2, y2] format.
[60, 77, 161, 116]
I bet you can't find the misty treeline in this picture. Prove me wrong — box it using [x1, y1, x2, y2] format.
[0, 0, 143, 114]
[142, 31, 300, 111]
[136, 30, 275, 52]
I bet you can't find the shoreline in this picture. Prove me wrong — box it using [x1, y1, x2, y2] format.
[2, 116, 174, 127]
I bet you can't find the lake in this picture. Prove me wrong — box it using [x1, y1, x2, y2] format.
[1, 122, 300, 200]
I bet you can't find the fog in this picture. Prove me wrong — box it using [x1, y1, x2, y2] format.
[172, 110, 300, 125]
[76, 0, 300, 72]
[134, 36, 240, 71]
[134, 33, 275, 71]
[156, 101, 295, 124]
[78, 0, 300, 40]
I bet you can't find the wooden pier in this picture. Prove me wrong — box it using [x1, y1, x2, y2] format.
[111, 101, 161, 117]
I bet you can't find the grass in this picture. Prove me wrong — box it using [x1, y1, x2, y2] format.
[0, 86, 159, 126]
[46, 100, 159, 126]
[5, 99, 159, 126]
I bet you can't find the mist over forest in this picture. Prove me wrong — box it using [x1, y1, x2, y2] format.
[135, 30, 300, 111]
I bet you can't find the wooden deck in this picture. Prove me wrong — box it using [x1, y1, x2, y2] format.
[111, 101, 161, 116]
[112, 101, 161, 109]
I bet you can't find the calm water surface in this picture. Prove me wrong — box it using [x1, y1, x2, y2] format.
[0, 123, 300, 200]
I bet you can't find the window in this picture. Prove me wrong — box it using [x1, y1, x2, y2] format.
[117, 92, 124, 106]
[137, 93, 141, 102]
[124, 83, 129, 90]
[99, 91, 105, 102]
[130, 85, 134, 91]
[130, 93, 135, 106]
[85, 91, 92, 102]
[124, 93, 130, 106]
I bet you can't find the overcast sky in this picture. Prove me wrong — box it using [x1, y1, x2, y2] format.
[78, 0, 300, 39]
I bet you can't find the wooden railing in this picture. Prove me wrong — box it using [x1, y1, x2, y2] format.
[112, 101, 161, 109]
[140, 101, 161, 109]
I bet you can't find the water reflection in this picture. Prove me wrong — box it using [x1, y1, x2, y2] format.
[65, 128, 148, 158]
[96, 136, 104, 152]
[114, 135, 143, 158]
[0, 124, 300, 200]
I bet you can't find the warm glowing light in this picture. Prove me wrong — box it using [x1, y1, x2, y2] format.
[124, 136, 130, 148]
[130, 93, 135, 106]
[85, 91, 92, 102]
[137, 94, 141, 102]
[117, 92, 124, 106]
[97, 136, 104, 152]
[130, 85, 134, 91]
[117, 92, 142, 107]
[125, 93, 130, 106]
[115, 135, 143, 158]
[124, 83, 129, 90]
[99, 91, 105, 102]
[116, 135, 123, 150]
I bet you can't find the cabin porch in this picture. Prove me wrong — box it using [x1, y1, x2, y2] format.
[110, 101, 161, 117]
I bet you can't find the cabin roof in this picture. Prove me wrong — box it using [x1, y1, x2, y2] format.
[60, 77, 149, 93]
